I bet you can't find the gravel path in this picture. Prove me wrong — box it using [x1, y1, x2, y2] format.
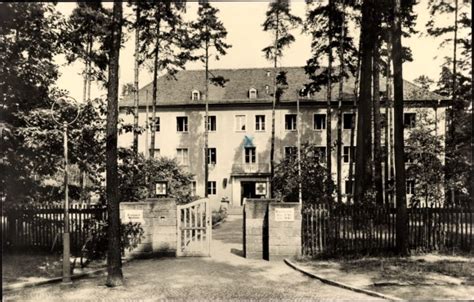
[4, 215, 381, 301]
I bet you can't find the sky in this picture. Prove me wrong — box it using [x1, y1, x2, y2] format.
[55, 1, 461, 102]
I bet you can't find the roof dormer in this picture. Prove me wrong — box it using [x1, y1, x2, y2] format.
[249, 88, 258, 99]
[192, 89, 201, 101]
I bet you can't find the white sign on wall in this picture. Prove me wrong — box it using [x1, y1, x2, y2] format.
[255, 182, 267, 196]
[275, 208, 295, 222]
[123, 209, 145, 224]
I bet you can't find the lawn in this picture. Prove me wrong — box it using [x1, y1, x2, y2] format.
[296, 253, 474, 300]
[2, 252, 64, 285]
[2, 251, 106, 287]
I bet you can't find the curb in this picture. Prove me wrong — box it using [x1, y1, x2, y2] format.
[3, 268, 107, 293]
[284, 259, 403, 301]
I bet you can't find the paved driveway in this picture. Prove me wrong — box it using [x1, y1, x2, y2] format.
[5, 215, 381, 301]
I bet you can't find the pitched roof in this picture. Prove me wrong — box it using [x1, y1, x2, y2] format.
[119, 66, 446, 107]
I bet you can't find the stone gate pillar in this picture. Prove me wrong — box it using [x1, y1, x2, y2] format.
[268, 202, 302, 261]
[120, 198, 177, 258]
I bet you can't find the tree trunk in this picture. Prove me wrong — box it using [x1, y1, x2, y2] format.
[391, 0, 409, 256]
[87, 37, 92, 102]
[149, 15, 160, 160]
[347, 39, 362, 204]
[133, 7, 140, 155]
[336, 1, 345, 204]
[326, 0, 333, 197]
[204, 35, 209, 198]
[105, 1, 123, 287]
[448, 0, 458, 203]
[384, 38, 392, 205]
[354, 0, 375, 203]
[373, 43, 383, 205]
[270, 12, 279, 198]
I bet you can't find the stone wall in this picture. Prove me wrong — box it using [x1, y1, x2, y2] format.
[120, 198, 177, 258]
[243, 199, 271, 260]
[268, 202, 301, 261]
[243, 199, 301, 261]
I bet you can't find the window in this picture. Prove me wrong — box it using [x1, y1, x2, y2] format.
[191, 181, 197, 197]
[235, 115, 246, 131]
[284, 146, 297, 159]
[255, 115, 266, 131]
[177, 116, 188, 132]
[314, 114, 326, 130]
[150, 117, 160, 132]
[265, 85, 270, 94]
[207, 115, 216, 132]
[345, 180, 353, 195]
[207, 148, 217, 165]
[249, 88, 258, 99]
[150, 148, 160, 158]
[406, 180, 415, 195]
[192, 90, 200, 101]
[244, 147, 256, 164]
[404, 113, 416, 128]
[315, 146, 326, 162]
[207, 181, 217, 195]
[343, 113, 356, 129]
[285, 114, 297, 131]
[176, 148, 189, 165]
[343, 146, 354, 163]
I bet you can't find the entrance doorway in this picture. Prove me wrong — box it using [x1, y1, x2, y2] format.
[241, 181, 257, 205]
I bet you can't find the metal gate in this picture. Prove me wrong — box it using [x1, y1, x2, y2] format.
[177, 198, 211, 256]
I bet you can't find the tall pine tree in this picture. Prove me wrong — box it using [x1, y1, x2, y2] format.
[262, 0, 301, 198]
[304, 0, 358, 200]
[137, 2, 192, 160]
[105, 0, 123, 287]
[190, 0, 231, 197]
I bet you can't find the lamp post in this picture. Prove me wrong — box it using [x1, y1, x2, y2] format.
[51, 96, 80, 284]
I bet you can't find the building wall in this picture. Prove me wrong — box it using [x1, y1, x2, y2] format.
[118, 103, 446, 208]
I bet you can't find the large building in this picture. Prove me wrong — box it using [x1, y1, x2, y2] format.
[119, 67, 448, 209]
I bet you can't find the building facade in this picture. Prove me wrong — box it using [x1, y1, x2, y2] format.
[118, 67, 448, 209]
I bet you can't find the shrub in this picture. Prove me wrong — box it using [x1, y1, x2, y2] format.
[80, 220, 145, 266]
[117, 148, 194, 204]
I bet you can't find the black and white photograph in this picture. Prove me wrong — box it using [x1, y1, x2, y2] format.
[1, 0, 472, 300]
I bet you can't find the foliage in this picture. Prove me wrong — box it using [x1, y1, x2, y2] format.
[117, 149, 194, 204]
[211, 206, 228, 226]
[405, 110, 445, 206]
[413, 75, 435, 91]
[133, 2, 192, 78]
[0, 2, 65, 123]
[1, 94, 106, 204]
[190, 1, 231, 64]
[262, 0, 302, 99]
[81, 220, 145, 263]
[62, 2, 112, 84]
[0, 3, 108, 205]
[427, 0, 472, 203]
[304, 0, 358, 93]
[262, 0, 302, 61]
[272, 143, 333, 203]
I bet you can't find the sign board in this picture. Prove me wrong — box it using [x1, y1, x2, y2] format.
[275, 208, 295, 222]
[255, 182, 267, 196]
[123, 209, 145, 224]
[155, 182, 167, 196]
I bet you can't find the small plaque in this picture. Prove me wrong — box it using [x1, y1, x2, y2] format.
[255, 182, 267, 196]
[123, 209, 144, 224]
[275, 208, 295, 222]
[155, 182, 167, 196]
